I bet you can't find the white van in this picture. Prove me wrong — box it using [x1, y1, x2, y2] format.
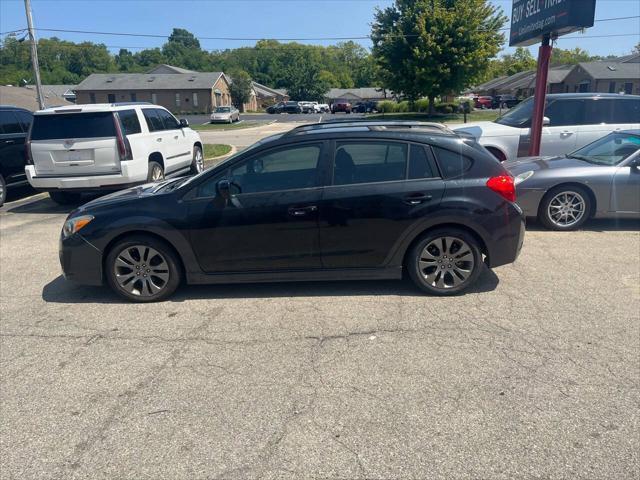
[26, 103, 203, 204]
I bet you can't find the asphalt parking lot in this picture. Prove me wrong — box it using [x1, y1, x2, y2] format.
[1, 187, 638, 479]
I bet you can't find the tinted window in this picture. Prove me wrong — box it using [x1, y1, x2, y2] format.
[432, 146, 473, 178]
[142, 109, 164, 132]
[0, 111, 23, 134]
[494, 97, 533, 127]
[30, 112, 116, 140]
[156, 109, 180, 130]
[570, 132, 640, 166]
[117, 109, 141, 135]
[14, 111, 32, 131]
[582, 99, 619, 124]
[408, 144, 437, 179]
[229, 144, 321, 194]
[334, 141, 407, 185]
[545, 99, 585, 126]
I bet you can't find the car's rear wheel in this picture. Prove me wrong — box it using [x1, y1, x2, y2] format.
[147, 161, 164, 182]
[0, 174, 6, 207]
[106, 235, 182, 302]
[407, 229, 483, 296]
[190, 146, 204, 174]
[539, 186, 591, 231]
[49, 191, 82, 205]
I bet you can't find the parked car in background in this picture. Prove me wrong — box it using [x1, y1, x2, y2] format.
[352, 101, 378, 113]
[210, 106, 240, 124]
[474, 96, 493, 109]
[316, 103, 330, 113]
[0, 105, 32, 207]
[266, 101, 303, 114]
[507, 130, 640, 230]
[58, 120, 524, 302]
[26, 103, 203, 204]
[298, 102, 316, 114]
[454, 94, 640, 161]
[491, 95, 519, 109]
[331, 100, 352, 114]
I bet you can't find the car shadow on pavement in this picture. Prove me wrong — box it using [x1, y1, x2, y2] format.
[5, 195, 77, 215]
[525, 217, 640, 232]
[42, 267, 499, 304]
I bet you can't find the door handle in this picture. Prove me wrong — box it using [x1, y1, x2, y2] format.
[560, 131, 574, 137]
[174, 136, 179, 140]
[4, 140, 15, 144]
[157, 138, 162, 142]
[404, 193, 432, 205]
[288, 205, 318, 217]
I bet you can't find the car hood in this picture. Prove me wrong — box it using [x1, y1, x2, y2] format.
[504, 155, 592, 175]
[76, 179, 182, 211]
[452, 121, 519, 138]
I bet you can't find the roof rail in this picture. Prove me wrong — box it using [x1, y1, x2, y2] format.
[284, 120, 453, 136]
[111, 102, 153, 106]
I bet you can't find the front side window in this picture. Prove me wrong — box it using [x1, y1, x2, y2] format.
[30, 112, 116, 140]
[494, 97, 534, 127]
[118, 109, 141, 135]
[156, 109, 180, 130]
[0, 111, 23, 134]
[333, 141, 407, 185]
[568, 133, 640, 166]
[142, 109, 164, 132]
[229, 144, 322, 194]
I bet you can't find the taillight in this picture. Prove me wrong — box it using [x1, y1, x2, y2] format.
[113, 113, 133, 161]
[486, 175, 516, 202]
[25, 123, 33, 164]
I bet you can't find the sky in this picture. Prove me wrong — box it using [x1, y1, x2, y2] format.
[1, 0, 639, 58]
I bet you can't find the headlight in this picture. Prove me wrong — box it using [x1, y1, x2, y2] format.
[62, 215, 94, 238]
[514, 170, 534, 185]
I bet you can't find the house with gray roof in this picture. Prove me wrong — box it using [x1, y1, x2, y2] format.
[74, 65, 232, 113]
[325, 87, 392, 103]
[563, 54, 640, 95]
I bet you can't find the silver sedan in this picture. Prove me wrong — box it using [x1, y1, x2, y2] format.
[506, 130, 640, 230]
[210, 106, 240, 124]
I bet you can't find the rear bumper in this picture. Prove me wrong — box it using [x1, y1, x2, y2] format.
[486, 204, 526, 268]
[26, 162, 147, 191]
[59, 233, 104, 286]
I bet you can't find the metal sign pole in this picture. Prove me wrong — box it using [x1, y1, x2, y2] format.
[528, 34, 552, 156]
[24, 0, 45, 110]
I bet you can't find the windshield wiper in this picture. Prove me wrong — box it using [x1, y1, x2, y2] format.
[565, 154, 597, 164]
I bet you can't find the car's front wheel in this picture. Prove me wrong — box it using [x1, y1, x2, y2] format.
[538, 186, 591, 231]
[106, 235, 182, 302]
[190, 146, 204, 174]
[407, 229, 483, 296]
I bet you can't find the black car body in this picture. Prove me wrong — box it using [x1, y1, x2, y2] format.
[352, 101, 378, 113]
[491, 95, 519, 109]
[0, 106, 33, 206]
[60, 121, 525, 301]
[266, 101, 302, 114]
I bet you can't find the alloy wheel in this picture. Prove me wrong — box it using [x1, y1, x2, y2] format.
[418, 236, 475, 289]
[547, 191, 586, 228]
[151, 165, 164, 181]
[113, 245, 170, 297]
[195, 148, 204, 172]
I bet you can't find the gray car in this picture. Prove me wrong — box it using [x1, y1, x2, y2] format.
[506, 130, 640, 230]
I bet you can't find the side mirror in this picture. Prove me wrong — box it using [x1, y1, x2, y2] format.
[542, 116, 550, 126]
[217, 179, 231, 200]
[179, 118, 189, 128]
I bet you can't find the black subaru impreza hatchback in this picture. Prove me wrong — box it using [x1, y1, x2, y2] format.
[60, 121, 525, 302]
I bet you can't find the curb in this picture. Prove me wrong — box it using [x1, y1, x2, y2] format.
[204, 145, 237, 162]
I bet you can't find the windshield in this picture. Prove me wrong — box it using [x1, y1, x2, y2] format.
[215, 107, 231, 113]
[494, 97, 534, 127]
[567, 132, 640, 166]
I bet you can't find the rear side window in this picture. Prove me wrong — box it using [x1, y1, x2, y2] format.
[546, 99, 585, 126]
[30, 112, 116, 140]
[333, 141, 407, 185]
[408, 145, 437, 179]
[118, 109, 141, 135]
[432, 146, 473, 178]
[142, 109, 164, 132]
[0, 111, 23, 134]
[14, 111, 32, 131]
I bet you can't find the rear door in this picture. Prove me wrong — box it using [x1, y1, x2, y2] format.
[30, 111, 120, 177]
[576, 98, 640, 150]
[0, 110, 28, 182]
[318, 140, 445, 269]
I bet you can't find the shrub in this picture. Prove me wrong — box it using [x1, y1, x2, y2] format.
[415, 98, 431, 112]
[395, 101, 410, 112]
[435, 102, 457, 114]
[377, 100, 396, 113]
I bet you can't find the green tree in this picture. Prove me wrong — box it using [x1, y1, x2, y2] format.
[634, 42, 640, 54]
[228, 69, 253, 111]
[551, 47, 597, 66]
[167, 28, 200, 49]
[371, 0, 507, 112]
[502, 47, 536, 75]
[279, 46, 331, 100]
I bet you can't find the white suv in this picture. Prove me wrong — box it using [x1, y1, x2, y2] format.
[454, 93, 640, 161]
[26, 103, 203, 204]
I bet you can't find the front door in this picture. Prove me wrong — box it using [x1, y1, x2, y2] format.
[187, 142, 325, 273]
[155, 108, 192, 172]
[0, 110, 27, 184]
[612, 159, 640, 214]
[319, 141, 445, 269]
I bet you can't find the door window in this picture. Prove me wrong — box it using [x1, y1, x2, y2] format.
[408, 144, 438, 179]
[333, 141, 407, 185]
[156, 109, 180, 130]
[612, 99, 640, 123]
[545, 99, 585, 126]
[14, 111, 32, 131]
[229, 144, 322, 194]
[0, 111, 23, 134]
[432, 146, 473, 179]
[583, 99, 624, 125]
[117, 109, 142, 135]
[142, 109, 164, 132]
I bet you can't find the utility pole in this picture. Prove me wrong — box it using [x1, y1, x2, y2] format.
[24, 0, 45, 109]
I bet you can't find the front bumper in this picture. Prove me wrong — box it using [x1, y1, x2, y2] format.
[210, 117, 231, 122]
[59, 233, 104, 286]
[26, 163, 147, 191]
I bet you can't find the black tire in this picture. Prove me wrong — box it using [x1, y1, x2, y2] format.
[406, 228, 483, 296]
[49, 191, 82, 205]
[0, 174, 6, 207]
[105, 234, 182, 302]
[538, 185, 592, 231]
[147, 161, 164, 182]
[190, 146, 204, 175]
